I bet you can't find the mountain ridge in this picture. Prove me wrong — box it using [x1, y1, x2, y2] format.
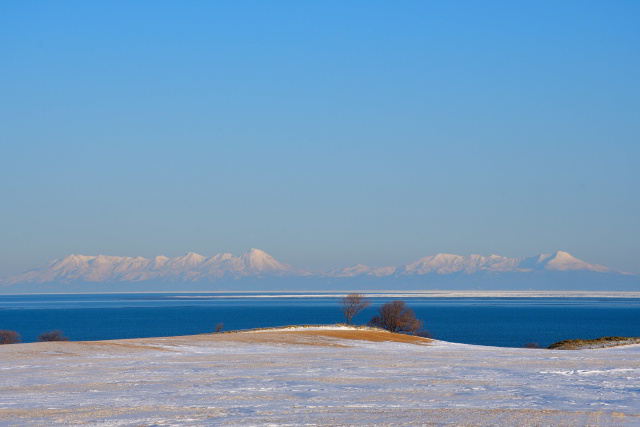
[1, 249, 631, 288]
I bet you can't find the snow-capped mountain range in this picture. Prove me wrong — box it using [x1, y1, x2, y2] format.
[1, 249, 304, 285]
[331, 251, 612, 277]
[0, 249, 629, 287]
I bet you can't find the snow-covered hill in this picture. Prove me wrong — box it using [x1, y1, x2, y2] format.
[2, 327, 639, 425]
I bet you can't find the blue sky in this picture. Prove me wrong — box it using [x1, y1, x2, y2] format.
[1, 1, 639, 276]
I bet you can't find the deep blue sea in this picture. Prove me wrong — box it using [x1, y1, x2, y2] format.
[1, 293, 639, 348]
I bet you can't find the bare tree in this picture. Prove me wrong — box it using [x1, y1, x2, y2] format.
[0, 330, 20, 344]
[38, 330, 69, 342]
[215, 322, 224, 333]
[341, 293, 371, 325]
[368, 300, 422, 335]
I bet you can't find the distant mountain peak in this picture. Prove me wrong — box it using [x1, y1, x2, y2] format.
[544, 251, 610, 273]
[240, 248, 294, 273]
[184, 251, 204, 259]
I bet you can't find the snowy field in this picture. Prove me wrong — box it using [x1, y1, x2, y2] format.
[0, 327, 639, 426]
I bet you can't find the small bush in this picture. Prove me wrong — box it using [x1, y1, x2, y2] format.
[524, 342, 540, 349]
[38, 330, 69, 342]
[215, 322, 224, 333]
[0, 330, 20, 344]
[416, 330, 433, 339]
[548, 336, 638, 350]
[368, 300, 422, 335]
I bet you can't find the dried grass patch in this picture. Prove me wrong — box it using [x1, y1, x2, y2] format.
[205, 332, 348, 347]
[194, 328, 431, 347]
[287, 329, 431, 345]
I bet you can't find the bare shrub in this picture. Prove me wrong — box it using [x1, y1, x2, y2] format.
[38, 330, 69, 342]
[0, 330, 20, 344]
[341, 293, 371, 325]
[416, 330, 433, 339]
[524, 342, 540, 349]
[547, 336, 637, 350]
[215, 322, 224, 333]
[368, 300, 422, 335]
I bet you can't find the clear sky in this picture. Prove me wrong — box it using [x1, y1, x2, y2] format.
[1, 1, 639, 276]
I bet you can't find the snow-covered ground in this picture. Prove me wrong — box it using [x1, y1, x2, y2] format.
[0, 327, 638, 425]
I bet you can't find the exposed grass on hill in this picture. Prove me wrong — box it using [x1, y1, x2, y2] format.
[206, 324, 431, 346]
[210, 323, 387, 334]
[548, 336, 640, 350]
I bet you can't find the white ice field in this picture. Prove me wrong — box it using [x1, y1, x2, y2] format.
[0, 326, 638, 425]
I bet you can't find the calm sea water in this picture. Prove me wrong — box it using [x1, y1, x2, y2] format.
[1, 293, 639, 348]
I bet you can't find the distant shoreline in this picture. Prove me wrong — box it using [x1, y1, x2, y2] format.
[2, 290, 640, 298]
